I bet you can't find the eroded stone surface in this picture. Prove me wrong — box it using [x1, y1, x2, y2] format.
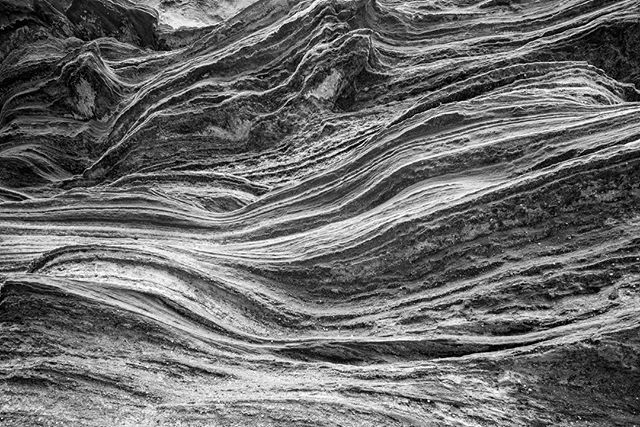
[1, 0, 640, 425]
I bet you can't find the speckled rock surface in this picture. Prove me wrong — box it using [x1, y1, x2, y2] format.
[1, 0, 640, 425]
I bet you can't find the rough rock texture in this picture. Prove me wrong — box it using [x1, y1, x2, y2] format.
[1, 0, 640, 425]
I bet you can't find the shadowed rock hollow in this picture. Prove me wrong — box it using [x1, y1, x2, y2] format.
[1, 0, 640, 425]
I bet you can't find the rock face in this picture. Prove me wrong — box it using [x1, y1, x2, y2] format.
[1, 0, 640, 425]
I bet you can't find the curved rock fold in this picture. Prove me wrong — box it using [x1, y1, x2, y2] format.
[1, 0, 640, 425]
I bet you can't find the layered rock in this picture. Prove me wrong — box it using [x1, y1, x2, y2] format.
[1, 0, 640, 425]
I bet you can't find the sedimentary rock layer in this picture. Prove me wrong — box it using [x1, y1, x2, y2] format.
[1, 0, 640, 425]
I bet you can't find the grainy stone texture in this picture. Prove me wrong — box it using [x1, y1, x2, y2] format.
[1, 0, 640, 425]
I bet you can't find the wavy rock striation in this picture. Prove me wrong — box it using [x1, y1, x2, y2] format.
[1, 0, 640, 425]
